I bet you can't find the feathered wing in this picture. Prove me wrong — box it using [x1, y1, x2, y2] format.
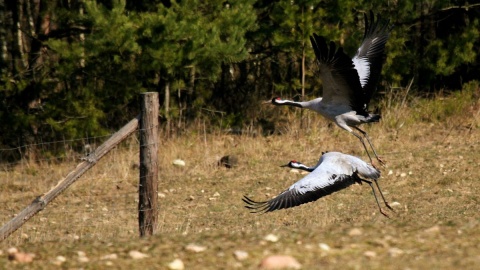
[339, 152, 381, 179]
[243, 156, 361, 213]
[352, 11, 393, 107]
[243, 152, 382, 213]
[310, 34, 364, 113]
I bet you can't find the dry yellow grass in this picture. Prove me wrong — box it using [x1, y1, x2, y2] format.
[1, 88, 480, 269]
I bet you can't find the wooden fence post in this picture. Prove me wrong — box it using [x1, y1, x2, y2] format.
[139, 92, 159, 237]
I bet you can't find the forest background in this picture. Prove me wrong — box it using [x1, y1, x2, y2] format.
[1, 0, 479, 160]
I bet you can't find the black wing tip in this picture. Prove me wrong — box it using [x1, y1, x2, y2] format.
[360, 10, 393, 43]
[310, 33, 354, 69]
[242, 195, 270, 214]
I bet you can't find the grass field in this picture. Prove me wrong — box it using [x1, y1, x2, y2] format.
[1, 87, 480, 269]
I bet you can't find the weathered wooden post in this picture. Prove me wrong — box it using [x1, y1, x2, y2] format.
[138, 92, 159, 237]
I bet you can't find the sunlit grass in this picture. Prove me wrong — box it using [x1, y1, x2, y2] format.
[1, 90, 480, 269]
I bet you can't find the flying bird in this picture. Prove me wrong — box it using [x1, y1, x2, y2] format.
[271, 11, 393, 166]
[243, 151, 393, 217]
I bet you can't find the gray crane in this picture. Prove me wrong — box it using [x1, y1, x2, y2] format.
[243, 151, 393, 217]
[272, 12, 393, 166]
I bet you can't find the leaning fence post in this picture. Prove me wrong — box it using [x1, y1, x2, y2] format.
[139, 92, 159, 237]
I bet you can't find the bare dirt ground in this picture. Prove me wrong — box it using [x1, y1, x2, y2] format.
[1, 92, 479, 269]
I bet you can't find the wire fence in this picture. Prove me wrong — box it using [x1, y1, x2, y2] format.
[0, 130, 150, 245]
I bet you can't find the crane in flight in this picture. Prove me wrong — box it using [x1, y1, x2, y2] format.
[243, 151, 393, 217]
[271, 12, 393, 166]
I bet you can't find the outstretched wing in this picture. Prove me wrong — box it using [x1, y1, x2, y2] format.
[352, 11, 393, 107]
[243, 158, 360, 213]
[310, 34, 364, 114]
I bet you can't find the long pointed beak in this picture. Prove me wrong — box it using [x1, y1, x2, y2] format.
[280, 164, 289, 168]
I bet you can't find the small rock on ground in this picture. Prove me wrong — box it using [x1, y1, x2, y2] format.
[129, 250, 148, 259]
[172, 159, 186, 167]
[264, 233, 279, 242]
[185, 243, 207, 253]
[348, 228, 363, 236]
[8, 252, 35, 263]
[168, 258, 185, 270]
[364, 251, 377, 258]
[233, 250, 249, 261]
[319, 243, 331, 251]
[259, 255, 301, 269]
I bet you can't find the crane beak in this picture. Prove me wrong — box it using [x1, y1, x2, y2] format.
[280, 164, 289, 167]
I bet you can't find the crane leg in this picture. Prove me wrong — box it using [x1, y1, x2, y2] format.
[373, 180, 394, 211]
[350, 131, 374, 163]
[353, 127, 385, 166]
[362, 179, 390, 218]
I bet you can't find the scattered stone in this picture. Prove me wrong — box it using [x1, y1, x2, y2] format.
[129, 250, 149, 259]
[77, 251, 89, 263]
[388, 170, 393, 175]
[20, 233, 29, 239]
[7, 247, 18, 255]
[185, 243, 207, 253]
[318, 243, 331, 251]
[388, 247, 405, 257]
[158, 192, 166, 198]
[364, 251, 377, 258]
[389, 201, 401, 207]
[289, 169, 300, 174]
[424, 225, 441, 234]
[7, 248, 35, 263]
[400, 172, 407, 177]
[168, 258, 185, 270]
[218, 155, 238, 168]
[56, 256, 67, 262]
[173, 159, 186, 167]
[259, 255, 301, 269]
[264, 233, 279, 242]
[234, 250, 249, 261]
[53, 255, 66, 265]
[101, 253, 118, 260]
[348, 228, 363, 236]
[78, 255, 89, 263]
[213, 192, 220, 197]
